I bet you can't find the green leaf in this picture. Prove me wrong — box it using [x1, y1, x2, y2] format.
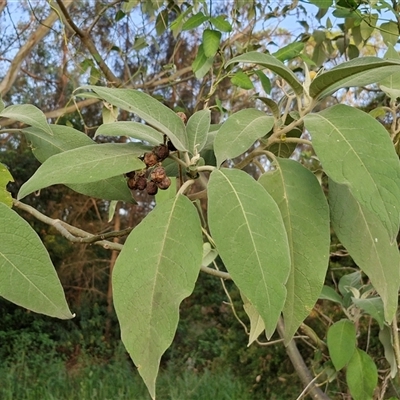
[380, 21, 399, 46]
[329, 181, 400, 322]
[308, 0, 333, 6]
[0, 163, 13, 207]
[113, 195, 203, 399]
[18, 143, 147, 200]
[0, 203, 74, 319]
[208, 168, 291, 338]
[327, 320, 356, 371]
[380, 44, 400, 99]
[210, 16, 232, 32]
[80, 86, 188, 151]
[319, 285, 343, 304]
[22, 125, 134, 202]
[379, 326, 397, 379]
[241, 293, 265, 346]
[254, 70, 271, 94]
[225, 52, 303, 96]
[186, 109, 211, 154]
[259, 159, 330, 342]
[272, 42, 304, 62]
[305, 104, 400, 242]
[231, 70, 254, 89]
[95, 121, 164, 145]
[0, 104, 53, 135]
[202, 29, 221, 58]
[266, 127, 302, 158]
[346, 348, 378, 400]
[155, 177, 176, 204]
[338, 271, 362, 296]
[214, 109, 274, 165]
[0, 96, 4, 112]
[309, 57, 400, 100]
[352, 297, 384, 329]
[115, 10, 126, 21]
[182, 11, 208, 30]
[360, 14, 378, 40]
[23, 125, 94, 162]
[155, 9, 168, 36]
[192, 44, 214, 79]
[201, 242, 218, 268]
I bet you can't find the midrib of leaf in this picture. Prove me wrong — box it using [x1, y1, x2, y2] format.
[0, 250, 61, 312]
[220, 171, 272, 308]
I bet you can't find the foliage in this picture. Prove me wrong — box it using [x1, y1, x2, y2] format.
[1, 1, 400, 399]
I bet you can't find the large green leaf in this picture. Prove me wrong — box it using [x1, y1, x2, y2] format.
[309, 57, 400, 100]
[80, 86, 188, 151]
[0, 163, 13, 207]
[113, 195, 203, 399]
[0, 104, 53, 135]
[225, 52, 303, 95]
[18, 143, 146, 200]
[0, 203, 74, 319]
[329, 180, 400, 322]
[259, 159, 330, 343]
[94, 121, 164, 145]
[23, 125, 134, 202]
[346, 348, 378, 400]
[305, 104, 400, 241]
[208, 168, 291, 338]
[214, 109, 274, 165]
[186, 109, 210, 155]
[327, 319, 356, 371]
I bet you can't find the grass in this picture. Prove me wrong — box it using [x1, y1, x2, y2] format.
[0, 357, 257, 400]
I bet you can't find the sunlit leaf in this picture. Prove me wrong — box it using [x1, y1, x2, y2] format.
[305, 104, 400, 242]
[113, 195, 203, 399]
[208, 168, 291, 338]
[0, 202, 74, 319]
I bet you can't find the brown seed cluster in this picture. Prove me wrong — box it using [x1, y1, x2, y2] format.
[125, 143, 172, 196]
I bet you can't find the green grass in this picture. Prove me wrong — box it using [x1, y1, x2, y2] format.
[0, 358, 257, 400]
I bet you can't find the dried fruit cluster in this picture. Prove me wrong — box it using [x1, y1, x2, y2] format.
[126, 143, 172, 196]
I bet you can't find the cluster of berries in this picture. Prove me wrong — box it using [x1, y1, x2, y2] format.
[126, 143, 171, 196]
